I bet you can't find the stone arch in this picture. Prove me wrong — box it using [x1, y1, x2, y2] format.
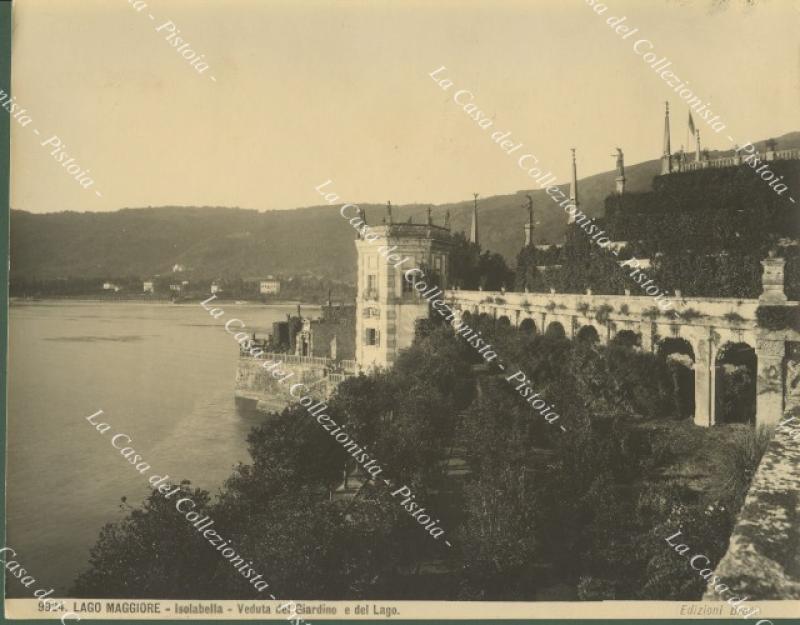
[658, 337, 695, 360]
[658, 337, 696, 419]
[519, 317, 537, 334]
[473, 312, 496, 336]
[715, 341, 757, 425]
[545, 321, 566, 339]
[611, 329, 640, 349]
[497, 315, 511, 327]
[576, 325, 600, 344]
[460, 310, 472, 324]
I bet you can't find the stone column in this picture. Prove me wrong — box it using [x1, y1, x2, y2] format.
[756, 336, 786, 427]
[786, 342, 800, 414]
[640, 323, 655, 353]
[694, 337, 717, 427]
[755, 253, 789, 426]
[451, 308, 463, 330]
[568, 316, 578, 339]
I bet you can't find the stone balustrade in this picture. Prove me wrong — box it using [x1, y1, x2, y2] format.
[675, 147, 800, 173]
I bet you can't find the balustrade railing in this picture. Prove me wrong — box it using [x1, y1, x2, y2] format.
[239, 349, 332, 367]
[239, 348, 358, 377]
[675, 147, 800, 173]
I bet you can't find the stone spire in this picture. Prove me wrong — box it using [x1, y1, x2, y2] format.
[695, 129, 701, 162]
[357, 206, 366, 238]
[661, 101, 672, 174]
[523, 194, 534, 246]
[614, 147, 626, 195]
[568, 149, 578, 224]
[470, 193, 479, 245]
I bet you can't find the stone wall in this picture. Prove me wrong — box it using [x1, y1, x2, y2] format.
[704, 411, 800, 600]
[311, 305, 356, 360]
[234, 356, 329, 413]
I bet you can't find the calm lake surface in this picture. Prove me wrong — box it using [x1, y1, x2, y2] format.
[6, 300, 318, 596]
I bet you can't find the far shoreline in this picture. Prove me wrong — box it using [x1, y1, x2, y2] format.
[9, 296, 327, 307]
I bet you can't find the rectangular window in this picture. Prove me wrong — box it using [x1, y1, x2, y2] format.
[402, 268, 415, 293]
[364, 328, 380, 346]
[366, 274, 378, 300]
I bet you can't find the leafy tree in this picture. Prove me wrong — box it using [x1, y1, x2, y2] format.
[457, 466, 541, 599]
[72, 484, 221, 598]
[221, 405, 344, 508]
[448, 231, 513, 290]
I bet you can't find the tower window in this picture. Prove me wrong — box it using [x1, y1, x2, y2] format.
[366, 274, 378, 299]
[364, 328, 380, 346]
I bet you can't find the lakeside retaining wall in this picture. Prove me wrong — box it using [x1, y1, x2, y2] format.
[235, 353, 349, 413]
[704, 410, 800, 600]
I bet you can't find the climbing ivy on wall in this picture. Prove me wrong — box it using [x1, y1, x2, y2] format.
[605, 162, 799, 253]
[516, 161, 800, 299]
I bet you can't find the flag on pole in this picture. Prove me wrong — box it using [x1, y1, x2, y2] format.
[688, 111, 696, 136]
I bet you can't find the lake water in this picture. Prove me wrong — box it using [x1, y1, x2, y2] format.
[5, 300, 318, 596]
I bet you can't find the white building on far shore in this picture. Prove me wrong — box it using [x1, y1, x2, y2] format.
[259, 277, 281, 295]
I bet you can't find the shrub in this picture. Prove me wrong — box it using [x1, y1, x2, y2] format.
[577, 576, 617, 600]
[642, 306, 660, 319]
[680, 308, 702, 321]
[723, 311, 746, 324]
[716, 425, 771, 511]
[595, 304, 614, 323]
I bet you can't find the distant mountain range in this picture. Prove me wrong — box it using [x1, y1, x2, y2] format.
[11, 132, 799, 282]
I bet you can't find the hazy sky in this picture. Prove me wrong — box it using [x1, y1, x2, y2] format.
[9, 0, 800, 213]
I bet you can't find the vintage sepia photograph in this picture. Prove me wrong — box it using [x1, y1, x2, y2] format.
[2, 0, 799, 621]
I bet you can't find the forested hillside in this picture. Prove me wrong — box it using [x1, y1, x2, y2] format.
[11, 132, 799, 282]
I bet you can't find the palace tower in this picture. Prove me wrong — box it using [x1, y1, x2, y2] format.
[355, 205, 452, 370]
